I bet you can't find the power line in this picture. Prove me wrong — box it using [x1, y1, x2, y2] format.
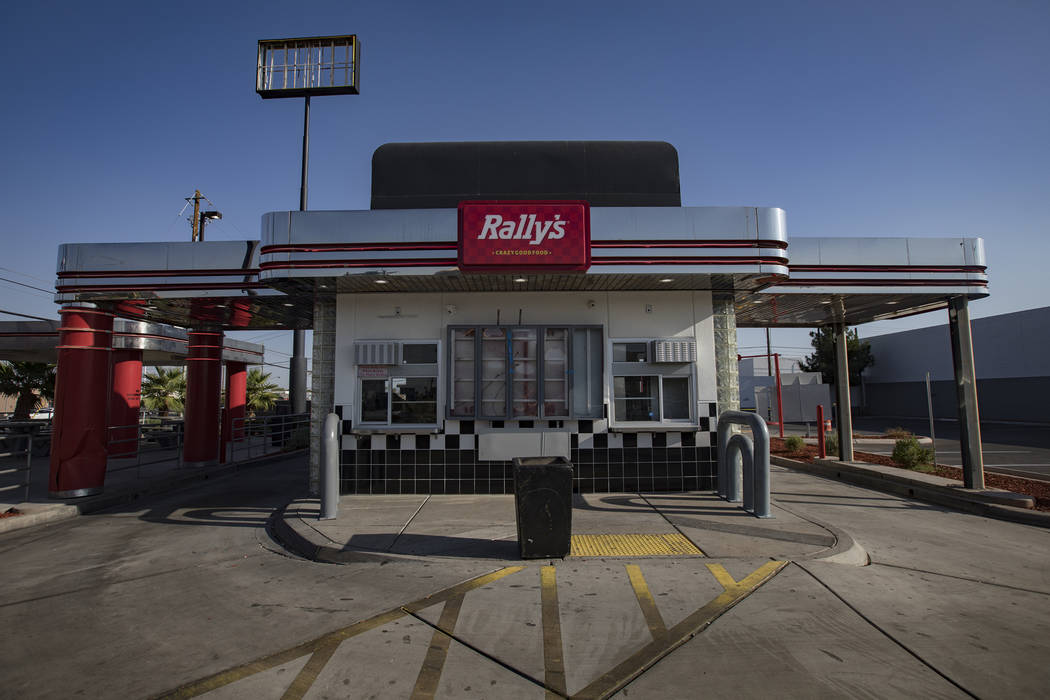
[0, 308, 58, 322]
[0, 276, 53, 295]
[0, 268, 53, 286]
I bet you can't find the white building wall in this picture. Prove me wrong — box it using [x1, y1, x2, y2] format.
[334, 290, 717, 422]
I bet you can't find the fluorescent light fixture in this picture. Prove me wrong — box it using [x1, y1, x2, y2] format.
[374, 279, 388, 284]
[514, 278, 527, 283]
[659, 278, 673, 283]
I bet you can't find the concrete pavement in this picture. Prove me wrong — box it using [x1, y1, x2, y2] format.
[3, 456, 1050, 698]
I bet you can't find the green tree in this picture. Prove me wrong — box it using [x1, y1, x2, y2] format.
[141, 367, 186, 416]
[247, 368, 283, 414]
[799, 327, 874, 385]
[0, 361, 56, 420]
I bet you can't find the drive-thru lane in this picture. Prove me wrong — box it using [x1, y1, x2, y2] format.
[1, 456, 1049, 698]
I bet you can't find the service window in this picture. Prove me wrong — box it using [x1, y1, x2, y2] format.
[358, 341, 439, 427]
[447, 326, 603, 420]
[611, 340, 695, 426]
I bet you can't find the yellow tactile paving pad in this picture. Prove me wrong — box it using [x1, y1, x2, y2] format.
[570, 533, 705, 557]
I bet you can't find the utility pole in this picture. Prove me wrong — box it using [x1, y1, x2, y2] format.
[189, 190, 202, 241]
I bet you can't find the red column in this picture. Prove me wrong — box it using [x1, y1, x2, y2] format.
[108, 348, 143, 458]
[184, 330, 223, 467]
[49, 305, 113, 498]
[221, 362, 247, 463]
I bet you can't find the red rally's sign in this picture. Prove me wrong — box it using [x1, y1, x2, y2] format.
[457, 201, 591, 272]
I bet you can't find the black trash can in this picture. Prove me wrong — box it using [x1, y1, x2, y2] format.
[512, 456, 573, 559]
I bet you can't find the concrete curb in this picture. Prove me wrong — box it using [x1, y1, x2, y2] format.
[270, 499, 407, 565]
[274, 495, 871, 567]
[0, 503, 80, 534]
[773, 455, 1050, 529]
[800, 436, 933, 446]
[769, 501, 870, 567]
[0, 449, 306, 536]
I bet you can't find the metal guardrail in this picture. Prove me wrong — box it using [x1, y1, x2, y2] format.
[106, 419, 186, 479]
[0, 422, 49, 504]
[228, 413, 310, 464]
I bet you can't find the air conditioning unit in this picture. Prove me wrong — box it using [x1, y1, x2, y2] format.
[354, 342, 397, 365]
[651, 339, 696, 363]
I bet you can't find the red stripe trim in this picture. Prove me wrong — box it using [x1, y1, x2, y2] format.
[259, 239, 787, 254]
[776, 279, 989, 287]
[259, 256, 788, 270]
[592, 239, 788, 249]
[56, 282, 266, 292]
[790, 265, 986, 273]
[591, 257, 788, 266]
[58, 269, 259, 279]
[261, 242, 458, 254]
[259, 259, 455, 270]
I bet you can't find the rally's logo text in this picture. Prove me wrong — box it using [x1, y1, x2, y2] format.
[477, 214, 567, 245]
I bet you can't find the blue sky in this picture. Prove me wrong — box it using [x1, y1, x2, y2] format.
[3, 0, 1048, 383]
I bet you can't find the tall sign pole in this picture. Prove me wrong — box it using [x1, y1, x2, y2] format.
[289, 96, 311, 414]
[256, 35, 360, 414]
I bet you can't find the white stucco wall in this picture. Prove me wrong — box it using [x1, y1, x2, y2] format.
[334, 290, 718, 425]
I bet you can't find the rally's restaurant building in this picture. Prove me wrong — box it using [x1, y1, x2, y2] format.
[48, 141, 989, 498]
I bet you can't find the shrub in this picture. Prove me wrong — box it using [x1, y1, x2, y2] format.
[885, 426, 913, 439]
[824, 432, 839, 456]
[784, 436, 805, 453]
[892, 437, 933, 469]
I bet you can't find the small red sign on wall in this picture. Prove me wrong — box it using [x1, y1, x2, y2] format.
[458, 201, 590, 272]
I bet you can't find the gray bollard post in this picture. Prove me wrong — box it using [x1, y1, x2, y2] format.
[716, 410, 772, 518]
[728, 433, 753, 509]
[320, 413, 340, 520]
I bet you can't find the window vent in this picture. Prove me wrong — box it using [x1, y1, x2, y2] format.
[651, 339, 696, 363]
[354, 342, 397, 365]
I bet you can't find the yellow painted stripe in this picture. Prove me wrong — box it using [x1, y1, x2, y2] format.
[570, 533, 704, 557]
[573, 561, 788, 700]
[626, 565, 667, 642]
[540, 566, 567, 698]
[280, 639, 340, 700]
[410, 595, 466, 700]
[153, 566, 525, 699]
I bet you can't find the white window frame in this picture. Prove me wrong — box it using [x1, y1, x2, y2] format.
[609, 338, 697, 429]
[355, 339, 441, 429]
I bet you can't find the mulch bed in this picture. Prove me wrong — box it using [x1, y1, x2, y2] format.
[770, 437, 1050, 512]
[1, 508, 23, 519]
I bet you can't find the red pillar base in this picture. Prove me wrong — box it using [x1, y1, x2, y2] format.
[221, 361, 247, 463]
[49, 305, 113, 498]
[109, 348, 143, 458]
[184, 330, 223, 467]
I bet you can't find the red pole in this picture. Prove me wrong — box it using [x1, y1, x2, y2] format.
[49, 305, 113, 497]
[221, 361, 247, 463]
[817, 404, 826, 459]
[108, 348, 142, 458]
[774, 352, 784, 438]
[185, 331, 223, 467]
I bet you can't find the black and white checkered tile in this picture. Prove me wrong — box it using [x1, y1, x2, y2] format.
[335, 402, 719, 495]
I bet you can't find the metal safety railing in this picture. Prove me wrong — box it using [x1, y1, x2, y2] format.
[106, 419, 187, 478]
[0, 422, 50, 504]
[227, 413, 310, 463]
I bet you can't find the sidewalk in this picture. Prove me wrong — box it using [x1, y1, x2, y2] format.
[275, 485, 867, 566]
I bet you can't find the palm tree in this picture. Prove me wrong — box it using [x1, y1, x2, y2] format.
[247, 369, 283, 414]
[0, 361, 56, 420]
[140, 367, 186, 416]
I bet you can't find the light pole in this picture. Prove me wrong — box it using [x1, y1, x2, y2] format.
[256, 35, 360, 414]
